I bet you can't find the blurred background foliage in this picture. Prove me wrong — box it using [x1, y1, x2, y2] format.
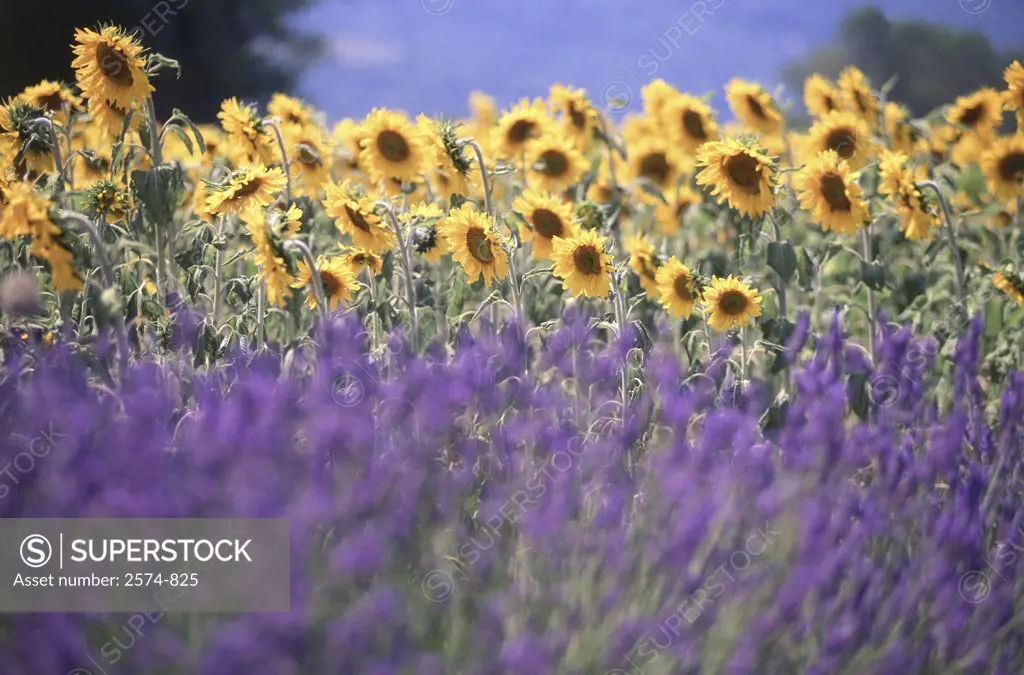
[0, 0, 324, 120]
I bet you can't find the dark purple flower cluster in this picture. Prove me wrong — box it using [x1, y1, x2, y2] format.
[0, 311, 1022, 674]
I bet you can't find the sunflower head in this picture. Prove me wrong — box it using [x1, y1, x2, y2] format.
[492, 98, 554, 161]
[359, 108, 430, 184]
[794, 150, 868, 235]
[71, 26, 153, 110]
[440, 204, 509, 287]
[837, 66, 878, 128]
[980, 134, 1024, 202]
[947, 88, 1003, 138]
[551, 228, 614, 298]
[803, 74, 840, 119]
[85, 179, 132, 224]
[625, 232, 661, 293]
[702, 275, 762, 331]
[725, 79, 783, 135]
[695, 137, 777, 217]
[205, 164, 287, 216]
[655, 256, 701, 318]
[0, 99, 56, 176]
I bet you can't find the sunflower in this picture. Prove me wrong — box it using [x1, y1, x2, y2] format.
[340, 248, 384, 278]
[654, 186, 702, 236]
[878, 151, 939, 240]
[205, 164, 286, 216]
[404, 202, 447, 263]
[268, 93, 315, 130]
[625, 232, 660, 294]
[85, 179, 132, 224]
[358, 108, 430, 185]
[837, 67, 878, 128]
[950, 131, 988, 168]
[641, 79, 680, 120]
[470, 91, 498, 129]
[993, 270, 1024, 308]
[331, 118, 366, 174]
[243, 211, 294, 307]
[291, 256, 360, 311]
[948, 88, 1003, 139]
[884, 102, 920, 155]
[980, 134, 1024, 201]
[86, 97, 140, 139]
[549, 84, 596, 149]
[659, 94, 720, 155]
[322, 180, 395, 253]
[627, 137, 688, 195]
[1004, 61, 1024, 128]
[71, 26, 153, 110]
[0, 182, 82, 292]
[18, 81, 81, 123]
[702, 275, 762, 331]
[803, 75, 840, 119]
[695, 137, 777, 217]
[218, 98, 278, 165]
[795, 150, 869, 235]
[285, 124, 332, 194]
[527, 131, 588, 193]
[441, 204, 509, 287]
[551, 228, 614, 298]
[725, 79, 783, 135]
[0, 100, 56, 177]
[655, 257, 700, 318]
[803, 111, 872, 170]
[419, 116, 475, 200]
[492, 98, 553, 161]
[512, 189, 576, 260]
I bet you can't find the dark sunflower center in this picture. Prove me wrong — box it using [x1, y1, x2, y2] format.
[959, 104, 985, 128]
[38, 92, 64, 112]
[682, 110, 707, 141]
[823, 95, 836, 112]
[826, 128, 856, 159]
[673, 273, 693, 301]
[639, 152, 670, 185]
[233, 177, 264, 199]
[96, 43, 134, 86]
[319, 270, 341, 297]
[819, 173, 852, 212]
[352, 254, 367, 266]
[725, 153, 761, 194]
[376, 130, 411, 162]
[345, 205, 372, 232]
[466, 227, 494, 263]
[746, 94, 767, 120]
[568, 103, 586, 130]
[532, 208, 564, 238]
[539, 149, 569, 177]
[719, 290, 748, 315]
[997, 151, 1024, 182]
[573, 245, 602, 275]
[638, 256, 656, 280]
[507, 119, 536, 144]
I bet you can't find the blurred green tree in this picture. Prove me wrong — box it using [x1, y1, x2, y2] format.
[1, 0, 323, 121]
[782, 6, 1024, 120]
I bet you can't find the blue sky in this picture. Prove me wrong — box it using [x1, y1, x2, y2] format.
[293, 0, 1023, 122]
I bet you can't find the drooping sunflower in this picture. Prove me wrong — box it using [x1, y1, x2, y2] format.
[803, 75, 840, 119]
[205, 164, 286, 216]
[655, 257, 700, 319]
[803, 110, 872, 170]
[322, 180, 395, 253]
[725, 79, 783, 136]
[993, 270, 1024, 308]
[627, 137, 688, 196]
[551, 228, 614, 298]
[654, 185, 702, 236]
[71, 26, 153, 110]
[878, 151, 939, 240]
[795, 150, 869, 235]
[86, 97, 140, 139]
[218, 98, 278, 166]
[492, 98, 553, 161]
[243, 210, 294, 307]
[18, 81, 81, 123]
[980, 134, 1024, 201]
[625, 232, 660, 294]
[548, 84, 596, 150]
[837, 67, 878, 129]
[695, 137, 777, 217]
[403, 202, 447, 263]
[291, 256, 360, 311]
[702, 275, 762, 331]
[359, 108, 431, 185]
[527, 131, 588, 193]
[419, 116, 475, 200]
[947, 88, 1004, 138]
[512, 189, 576, 260]
[441, 204, 509, 287]
[285, 124, 332, 195]
[659, 94, 720, 155]
[268, 93, 315, 130]
[340, 247, 384, 278]
[0, 100, 56, 177]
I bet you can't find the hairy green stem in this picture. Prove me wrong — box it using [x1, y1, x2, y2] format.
[263, 118, 293, 206]
[918, 180, 966, 303]
[860, 225, 876, 363]
[376, 200, 419, 353]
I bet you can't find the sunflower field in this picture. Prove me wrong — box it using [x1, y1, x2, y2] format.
[2, 23, 1024, 674]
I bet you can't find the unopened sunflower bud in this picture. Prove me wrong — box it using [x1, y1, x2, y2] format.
[0, 273, 42, 317]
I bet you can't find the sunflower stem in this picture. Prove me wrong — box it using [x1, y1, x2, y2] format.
[598, 114, 623, 253]
[256, 281, 266, 351]
[146, 98, 163, 166]
[461, 139, 492, 218]
[918, 180, 966, 304]
[283, 239, 327, 322]
[34, 118, 68, 193]
[262, 118, 293, 207]
[611, 269, 633, 476]
[860, 224, 876, 363]
[376, 200, 419, 354]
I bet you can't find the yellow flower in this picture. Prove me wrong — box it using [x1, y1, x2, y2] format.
[884, 103, 920, 155]
[551, 228, 614, 298]
[725, 79, 783, 135]
[331, 118, 366, 174]
[18, 81, 82, 124]
[268, 93, 315, 130]
[625, 232, 660, 294]
[653, 185, 702, 236]
[340, 248, 384, 278]
[695, 137, 777, 217]
[702, 275, 761, 331]
[803, 110, 873, 170]
[86, 97, 140, 139]
[71, 26, 153, 110]
[627, 137, 689, 195]
[512, 189, 576, 260]
[0, 100, 56, 177]
[358, 108, 430, 185]
[548, 84, 596, 150]
[322, 180, 395, 253]
[243, 209, 294, 307]
[527, 131, 588, 193]
[641, 79, 680, 120]
[655, 256, 700, 318]
[803, 75, 840, 119]
[878, 151, 940, 240]
[980, 134, 1024, 201]
[291, 256, 360, 311]
[470, 91, 498, 129]
[658, 94, 720, 155]
[0, 182, 81, 291]
[993, 270, 1024, 308]
[441, 204, 509, 287]
[85, 179, 132, 224]
[205, 164, 287, 216]
[947, 88, 1003, 138]
[286, 124, 332, 195]
[492, 98, 554, 161]
[794, 150, 869, 235]
[403, 202, 446, 263]
[837, 67, 878, 129]
[218, 98, 278, 165]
